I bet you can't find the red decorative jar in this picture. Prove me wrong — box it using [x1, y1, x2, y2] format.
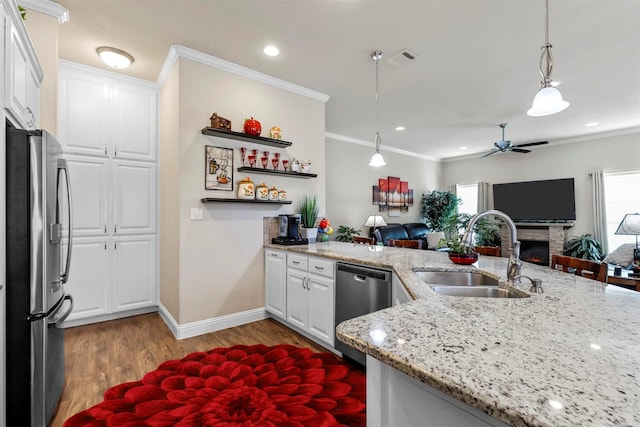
[243, 117, 261, 136]
[448, 252, 479, 265]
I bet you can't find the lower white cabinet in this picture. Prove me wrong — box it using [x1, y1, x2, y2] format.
[63, 235, 157, 325]
[286, 254, 335, 346]
[264, 249, 286, 320]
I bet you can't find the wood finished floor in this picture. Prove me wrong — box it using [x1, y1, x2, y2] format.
[49, 313, 328, 427]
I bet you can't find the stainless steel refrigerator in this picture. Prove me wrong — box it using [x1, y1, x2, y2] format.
[6, 127, 74, 427]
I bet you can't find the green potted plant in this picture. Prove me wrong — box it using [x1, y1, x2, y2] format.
[437, 235, 479, 265]
[336, 225, 361, 242]
[297, 194, 319, 242]
[563, 234, 604, 261]
[420, 190, 460, 234]
[473, 217, 502, 255]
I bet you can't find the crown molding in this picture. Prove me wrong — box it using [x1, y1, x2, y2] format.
[157, 44, 330, 103]
[17, 0, 69, 23]
[325, 131, 441, 162]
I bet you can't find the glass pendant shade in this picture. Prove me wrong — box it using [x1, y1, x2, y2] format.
[527, 86, 570, 116]
[369, 151, 386, 167]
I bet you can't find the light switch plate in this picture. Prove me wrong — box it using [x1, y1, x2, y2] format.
[190, 207, 204, 220]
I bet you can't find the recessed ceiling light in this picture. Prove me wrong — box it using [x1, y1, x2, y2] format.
[586, 122, 599, 127]
[395, 126, 405, 131]
[96, 46, 134, 69]
[263, 45, 280, 56]
[459, 146, 468, 150]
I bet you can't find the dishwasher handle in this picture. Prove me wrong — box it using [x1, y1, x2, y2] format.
[353, 274, 367, 282]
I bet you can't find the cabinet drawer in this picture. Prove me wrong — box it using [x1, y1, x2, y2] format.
[309, 257, 334, 279]
[287, 253, 308, 270]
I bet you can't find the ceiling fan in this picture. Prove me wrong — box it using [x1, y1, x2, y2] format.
[482, 123, 549, 157]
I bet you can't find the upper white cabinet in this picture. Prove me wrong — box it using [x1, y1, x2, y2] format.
[58, 62, 157, 161]
[4, 2, 42, 129]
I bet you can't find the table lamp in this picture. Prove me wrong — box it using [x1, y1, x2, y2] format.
[615, 213, 640, 263]
[364, 215, 387, 239]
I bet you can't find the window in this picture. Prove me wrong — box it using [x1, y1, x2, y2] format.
[603, 170, 640, 250]
[456, 184, 478, 215]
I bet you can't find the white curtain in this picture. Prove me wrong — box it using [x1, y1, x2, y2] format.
[591, 171, 608, 254]
[448, 184, 457, 195]
[477, 182, 490, 212]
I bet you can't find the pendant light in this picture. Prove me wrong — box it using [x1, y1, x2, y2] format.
[527, 0, 569, 117]
[369, 51, 386, 167]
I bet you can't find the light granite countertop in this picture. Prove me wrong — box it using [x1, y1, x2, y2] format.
[265, 241, 640, 427]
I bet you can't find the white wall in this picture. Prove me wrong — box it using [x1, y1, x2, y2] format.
[442, 131, 640, 237]
[326, 138, 441, 236]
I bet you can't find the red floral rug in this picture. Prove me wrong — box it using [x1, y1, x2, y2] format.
[64, 344, 366, 427]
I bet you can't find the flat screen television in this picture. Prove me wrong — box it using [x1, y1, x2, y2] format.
[492, 178, 576, 222]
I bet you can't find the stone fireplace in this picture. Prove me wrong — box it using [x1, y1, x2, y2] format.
[499, 223, 573, 266]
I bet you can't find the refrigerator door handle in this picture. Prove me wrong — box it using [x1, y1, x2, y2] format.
[48, 295, 74, 326]
[58, 158, 73, 284]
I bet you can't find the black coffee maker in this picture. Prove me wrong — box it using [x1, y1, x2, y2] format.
[272, 214, 308, 245]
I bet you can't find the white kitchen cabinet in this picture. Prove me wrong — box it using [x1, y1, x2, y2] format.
[4, 10, 41, 129]
[64, 155, 109, 237]
[264, 249, 286, 320]
[286, 254, 335, 346]
[112, 235, 156, 312]
[112, 160, 156, 235]
[58, 61, 157, 161]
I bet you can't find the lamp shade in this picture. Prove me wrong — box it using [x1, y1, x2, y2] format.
[369, 151, 386, 167]
[615, 213, 640, 236]
[364, 215, 387, 228]
[527, 86, 570, 117]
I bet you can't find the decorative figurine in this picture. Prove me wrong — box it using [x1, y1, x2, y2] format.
[209, 113, 231, 130]
[243, 117, 261, 136]
[270, 126, 282, 140]
[237, 177, 255, 199]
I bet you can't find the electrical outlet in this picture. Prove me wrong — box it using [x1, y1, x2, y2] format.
[190, 207, 204, 220]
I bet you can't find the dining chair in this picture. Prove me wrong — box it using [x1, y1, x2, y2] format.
[388, 239, 423, 249]
[474, 246, 501, 257]
[353, 236, 375, 245]
[550, 254, 607, 283]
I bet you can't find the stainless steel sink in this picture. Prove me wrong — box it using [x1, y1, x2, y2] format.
[430, 286, 521, 298]
[415, 270, 527, 298]
[415, 271, 499, 287]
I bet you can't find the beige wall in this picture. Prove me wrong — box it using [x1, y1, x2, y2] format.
[159, 62, 180, 319]
[442, 132, 640, 237]
[161, 57, 326, 324]
[23, 10, 58, 134]
[326, 139, 441, 235]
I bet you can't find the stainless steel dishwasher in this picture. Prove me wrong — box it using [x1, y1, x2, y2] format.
[335, 262, 392, 365]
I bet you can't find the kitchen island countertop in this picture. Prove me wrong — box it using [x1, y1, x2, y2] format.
[265, 241, 640, 427]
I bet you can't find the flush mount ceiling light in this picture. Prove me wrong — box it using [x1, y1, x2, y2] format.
[263, 45, 280, 56]
[369, 50, 386, 167]
[96, 46, 134, 69]
[527, 0, 569, 117]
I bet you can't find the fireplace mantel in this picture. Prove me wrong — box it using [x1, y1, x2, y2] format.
[499, 222, 574, 266]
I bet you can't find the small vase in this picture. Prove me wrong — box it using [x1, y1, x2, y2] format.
[301, 227, 318, 243]
[448, 252, 479, 265]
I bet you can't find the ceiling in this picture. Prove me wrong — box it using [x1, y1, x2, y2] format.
[52, 0, 640, 160]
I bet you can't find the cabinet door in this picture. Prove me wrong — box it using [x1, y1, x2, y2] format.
[112, 235, 157, 311]
[265, 250, 286, 320]
[63, 237, 110, 322]
[57, 66, 110, 156]
[286, 268, 308, 330]
[112, 160, 156, 235]
[5, 20, 40, 129]
[112, 84, 157, 161]
[307, 274, 335, 345]
[65, 155, 109, 237]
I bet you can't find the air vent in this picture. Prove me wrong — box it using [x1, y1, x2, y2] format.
[384, 49, 419, 68]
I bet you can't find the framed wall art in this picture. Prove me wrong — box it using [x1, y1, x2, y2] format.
[372, 176, 414, 216]
[205, 145, 233, 191]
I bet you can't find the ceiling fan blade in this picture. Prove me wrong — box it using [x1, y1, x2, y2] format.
[481, 149, 500, 158]
[513, 141, 549, 148]
[510, 148, 531, 153]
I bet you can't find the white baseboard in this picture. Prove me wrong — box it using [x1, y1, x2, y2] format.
[158, 303, 269, 339]
[61, 306, 158, 329]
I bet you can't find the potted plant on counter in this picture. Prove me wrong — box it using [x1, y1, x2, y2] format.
[444, 236, 479, 265]
[298, 194, 319, 242]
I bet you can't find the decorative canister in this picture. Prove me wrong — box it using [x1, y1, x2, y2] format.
[268, 186, 279, 200]
[278, 189, 287, 201]
[255, 182, 269, 200]
[237, 177, 255, 199]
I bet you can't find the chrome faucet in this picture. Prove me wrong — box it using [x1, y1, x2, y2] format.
[462, 209, 522, 285]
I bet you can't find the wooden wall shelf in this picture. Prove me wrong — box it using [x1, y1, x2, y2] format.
[237, 167, 317, 179]
[201, 127, 292, 148]
[201, 197, 292, 205]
